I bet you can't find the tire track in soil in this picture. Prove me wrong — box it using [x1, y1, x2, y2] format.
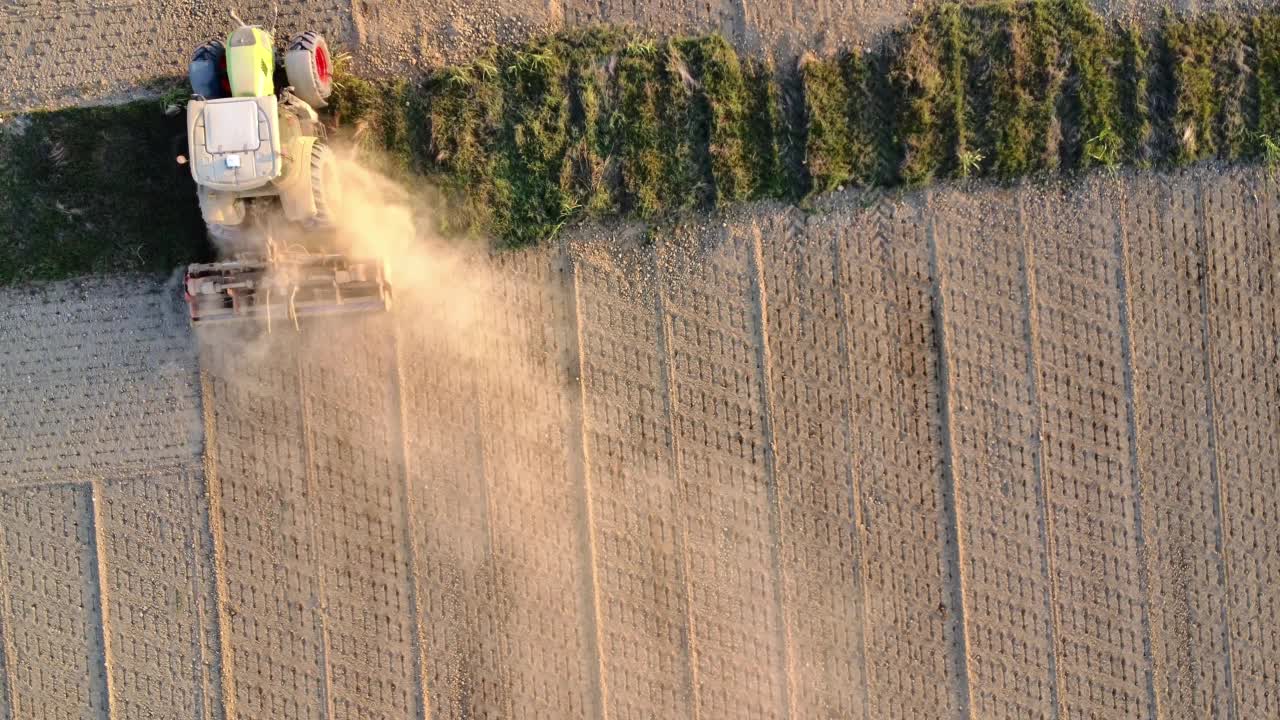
[757, 203, 871, 719]
[200, 329, 329, 720]
[929, 184, 1059, 720]
[1120, 171, 1236, 719]
[292, 349, 337, 720]
[97, 472, 222, 719]
[295, 317, 424, 719]
[0, 504, 17, 720]
[389, 326, 433, 720]
[656, 221, 790, 720]
[923, 191, 975, 720]
[8, 170, 1280, 720]
[838, 192, 967, 720]
[1200, 168, 1280, 718]
[198, 362, 238, 720]
[470, 247, 600, 719]
[396, 289, 509, 720]
[746, 218, 797, 720]
[88, 481, 118, 720]
[570, 236, 699, 720]
[0, 484, 111, 720]
[557, 244, 609, 720]
[1024, 180, 1156, 720]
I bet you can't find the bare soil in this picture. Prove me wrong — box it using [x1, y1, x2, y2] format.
[2, 3, 1278, 718]
[8, 0, 1270, 113]
[2, 167, 1276, 719]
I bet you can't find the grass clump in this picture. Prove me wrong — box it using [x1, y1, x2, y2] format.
[493, 40, 576, 245]
[562, 29, 628, 216]
[800, 48, 884, 193]
[420, 59, 504, 235]
[614, 41, 671, 218]
[893, 2, 974, 183]
[798, 53, 860, 193]
[743, 59, 789, 199]
[892, 17, 947, 184]
[685, 35, 755, 204]
[659, 41, 709, 210]
[1162, 15, 1249, 162]
[975, 1, 1039, 178]
[1255, 11, 1280, 143]
[1021, 0, 1068, 172]
[1057, 0, 1123, 169]
[1117, 24, 1154, 166]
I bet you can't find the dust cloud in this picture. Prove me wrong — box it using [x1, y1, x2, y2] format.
[197, 147, 811, 717]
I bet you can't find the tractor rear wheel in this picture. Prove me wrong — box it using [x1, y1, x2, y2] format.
[206, 223, 246, 249]
[198, 191, 248, 250]
[307, 141, 340, 230]
[189, 40, 228, 99]
[284, 31, 334, 109]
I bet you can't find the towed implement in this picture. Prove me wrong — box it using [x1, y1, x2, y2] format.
[181, 21, 390, 325]
[185, 251, 390, 330]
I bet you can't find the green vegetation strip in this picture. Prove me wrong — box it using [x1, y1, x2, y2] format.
[0, 104, 207, 283]
[5, 0, 1280, 280]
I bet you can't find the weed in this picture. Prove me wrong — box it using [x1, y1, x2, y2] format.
[158, 85, 190, 114]
[958, 148, 985, 177]
[1084, 128, 1122, 168]
[627, 39, 659, 59]
[1258, 132, 1280, 174]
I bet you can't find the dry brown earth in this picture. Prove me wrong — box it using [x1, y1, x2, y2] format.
[2, 166, 1276, 718]
[4, 0, 1264, 112]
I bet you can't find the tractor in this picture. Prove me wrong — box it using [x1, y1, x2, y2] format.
[181, 23, 390, 327]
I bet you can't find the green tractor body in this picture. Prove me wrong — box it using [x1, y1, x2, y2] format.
[182, 25, 390, 326]
[226, 26, 275, 97]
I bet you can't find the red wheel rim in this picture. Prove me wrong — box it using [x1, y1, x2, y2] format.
[218, 55, 230, 95]
[316, 45, 331, 85]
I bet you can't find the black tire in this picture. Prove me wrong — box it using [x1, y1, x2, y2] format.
[189, 40, 228, 99]
[285, 31, 334, 108]
[307, 141, 340, 230]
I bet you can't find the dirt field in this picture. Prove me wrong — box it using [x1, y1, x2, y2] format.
[4, 0, 1258, 113]
[0, 276, 212, 719]
[1, 166, 1275, 719]
[0, 0, 891, 111]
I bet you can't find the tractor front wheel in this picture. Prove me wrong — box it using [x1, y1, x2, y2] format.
[284, 31, 334, 109]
